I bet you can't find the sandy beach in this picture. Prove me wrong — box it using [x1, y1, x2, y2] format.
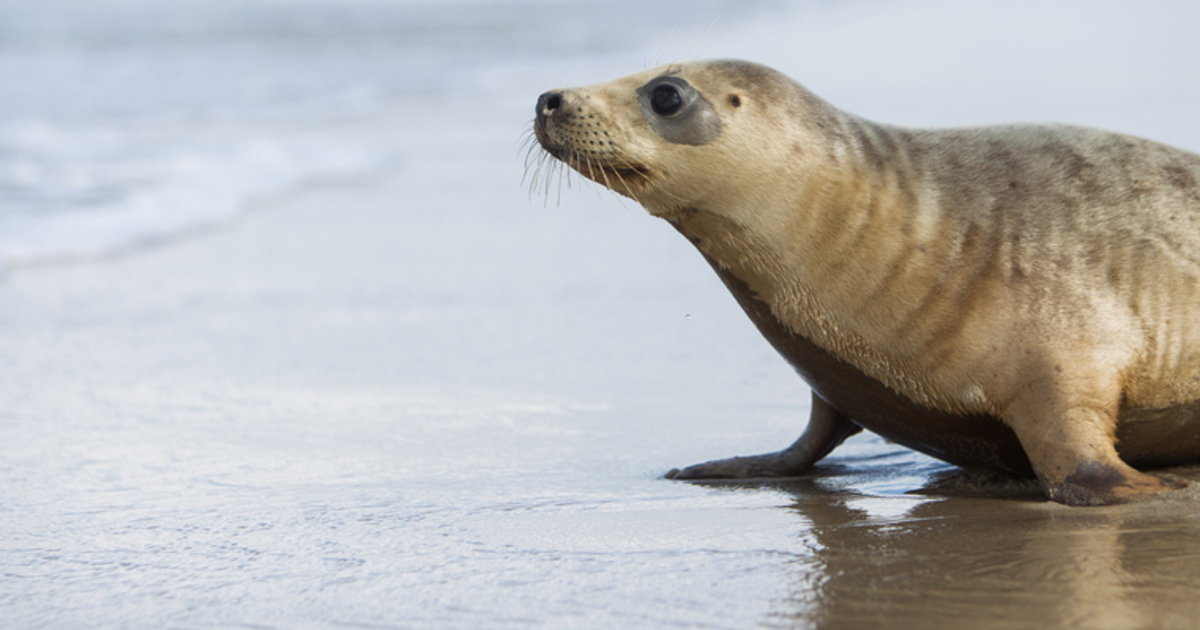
[5, 1, 1200, 628]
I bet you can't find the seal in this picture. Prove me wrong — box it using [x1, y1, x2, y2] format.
[531, 59, 1200, 506]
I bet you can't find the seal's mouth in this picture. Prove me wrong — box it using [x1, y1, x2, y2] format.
[587, 160, 652, 189]
[569, 155, 653, 194]
[532, 134, 653, 196]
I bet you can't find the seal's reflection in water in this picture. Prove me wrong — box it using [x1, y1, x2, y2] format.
[699, 441, 1200, 629]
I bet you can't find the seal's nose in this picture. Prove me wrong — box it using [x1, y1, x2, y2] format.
[535, 92, 569, 131]
[537, 92, 563, 118]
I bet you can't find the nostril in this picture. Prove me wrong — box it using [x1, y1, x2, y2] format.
[537, 92, 564, 116]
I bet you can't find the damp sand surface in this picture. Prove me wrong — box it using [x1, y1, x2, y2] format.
[6, 2, 1200, 629]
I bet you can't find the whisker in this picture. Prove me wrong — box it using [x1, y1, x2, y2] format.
[540, 161, 553, 207]
[544, 156, 556, 201]
[652, 20, 682, 68]
[530, 155, 551, 202]
[680, 19, 718, 62]
[520, 140, 539, 169]
[588, 156, 608, 202]
[521, 138, 541, 188]
[583, 154, 598, 183]
[556, 153, 568, 207]
[609, 162, 633, 209]
[595, 155, 615, 192]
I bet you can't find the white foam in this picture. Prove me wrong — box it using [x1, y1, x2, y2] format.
[0, 106, 395, 268]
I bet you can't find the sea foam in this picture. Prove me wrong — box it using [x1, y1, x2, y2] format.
[0, 106, 393, 268]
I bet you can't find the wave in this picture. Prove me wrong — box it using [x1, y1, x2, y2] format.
[0, 102, 396, 269]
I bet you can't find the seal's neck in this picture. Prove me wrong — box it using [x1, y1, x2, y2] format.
[780, 117, 935, 307]
[664, 117, 957, 406]
[669, 116, 934, 319]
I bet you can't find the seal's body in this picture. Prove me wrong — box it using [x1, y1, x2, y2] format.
[532, 60, 1200, 505]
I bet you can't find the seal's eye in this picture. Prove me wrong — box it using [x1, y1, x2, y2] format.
[650, 84, 683, 117]
[636, 75, 721, 145]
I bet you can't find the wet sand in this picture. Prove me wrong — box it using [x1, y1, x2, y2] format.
[6, 2, 1200, 628]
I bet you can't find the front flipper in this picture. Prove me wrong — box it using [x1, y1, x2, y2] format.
[666, 393, 861, 480]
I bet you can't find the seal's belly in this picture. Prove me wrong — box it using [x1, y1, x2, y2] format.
[705, 254, 1200, 476]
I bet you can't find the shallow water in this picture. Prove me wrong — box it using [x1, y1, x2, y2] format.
[5, 1, 1200, 629]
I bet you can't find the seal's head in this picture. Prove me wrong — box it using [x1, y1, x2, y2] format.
[531, 60, 841, 218]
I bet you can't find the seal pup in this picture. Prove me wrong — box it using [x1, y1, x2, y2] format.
[531, 59, 1200, 506]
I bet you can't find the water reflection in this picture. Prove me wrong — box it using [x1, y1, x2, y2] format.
[700, 448, 1200, 629]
